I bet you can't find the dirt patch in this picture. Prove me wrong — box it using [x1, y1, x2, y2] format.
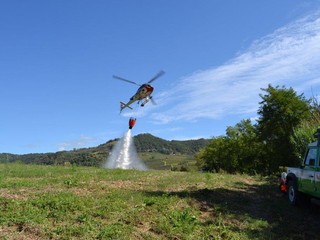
[0, 225, 44, 240]
[0, 189, 28, 200]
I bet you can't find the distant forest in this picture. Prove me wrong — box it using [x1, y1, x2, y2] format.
[0, 134, 210, 167]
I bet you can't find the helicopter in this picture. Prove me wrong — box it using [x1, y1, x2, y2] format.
[113, 70, 165, 113]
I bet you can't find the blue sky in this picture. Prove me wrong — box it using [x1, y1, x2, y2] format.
[1, 1, 320, 154]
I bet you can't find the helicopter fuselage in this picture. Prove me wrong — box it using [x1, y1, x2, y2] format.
[130, 84, 154, 101]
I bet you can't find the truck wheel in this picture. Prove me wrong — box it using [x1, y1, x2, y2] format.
[287, 180, 299, 205]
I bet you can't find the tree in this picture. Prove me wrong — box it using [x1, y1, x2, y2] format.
[291, 96, 320, 160]
[256, 85, 311, 172]
[195, 136, 226, 173]
[226, 119, 265, 174]
[196, 119, 264, 174]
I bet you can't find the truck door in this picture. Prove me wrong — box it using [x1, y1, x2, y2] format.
[315, 159, 320, 196]
[300, 148, 316, 194]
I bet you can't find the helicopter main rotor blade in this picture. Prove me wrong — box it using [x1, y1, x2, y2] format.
[147, 70, 165, 84]
[113, 75, 141, 86]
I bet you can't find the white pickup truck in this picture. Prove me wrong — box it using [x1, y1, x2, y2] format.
[280, 140, 320, 205]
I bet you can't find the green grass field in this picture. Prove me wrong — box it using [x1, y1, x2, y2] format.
[0, 163, 319, 239]
[140, 152, 196, 170]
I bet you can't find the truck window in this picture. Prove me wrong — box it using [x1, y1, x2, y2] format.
[305, 148, 317, 166]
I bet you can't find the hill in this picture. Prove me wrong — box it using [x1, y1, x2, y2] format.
[0, 134, 210, 169]
[134, 133, 210, 155]
[1, 163, 319, 239]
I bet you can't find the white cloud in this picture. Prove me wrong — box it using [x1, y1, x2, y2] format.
[152, 11, 320, 124]
[57, 135, 97, 151]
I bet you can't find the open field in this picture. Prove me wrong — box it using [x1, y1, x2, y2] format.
[0, 163, 319, 239]
[139, 152, 196, 170]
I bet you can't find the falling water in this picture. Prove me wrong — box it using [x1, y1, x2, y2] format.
[104, 130, 147, 170]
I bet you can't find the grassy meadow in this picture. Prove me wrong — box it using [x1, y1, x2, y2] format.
[139, 152, 196, 170]
[0, 163, 319, 239]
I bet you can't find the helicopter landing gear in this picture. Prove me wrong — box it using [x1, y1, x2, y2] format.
[140, 97, 150, 107]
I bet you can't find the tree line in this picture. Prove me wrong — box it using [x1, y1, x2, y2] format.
[195, 84, 320, 175]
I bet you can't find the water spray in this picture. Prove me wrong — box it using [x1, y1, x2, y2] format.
[104, 118, 147, 170]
